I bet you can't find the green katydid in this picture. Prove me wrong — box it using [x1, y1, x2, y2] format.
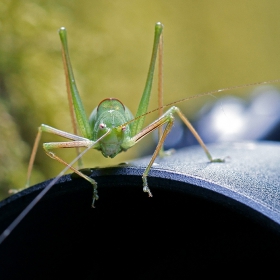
[1, 22, 280, 245]
[23, 22, 224, 208]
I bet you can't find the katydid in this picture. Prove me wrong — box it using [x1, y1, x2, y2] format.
[1, 22, 279, 245]
[23, 22, 224, 209]
[12, 21, 280, 206]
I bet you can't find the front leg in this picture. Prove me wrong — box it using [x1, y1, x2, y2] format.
[44, 142, 99, 207]
[42, 136, 108, 208]
[125, 106, 224, 197]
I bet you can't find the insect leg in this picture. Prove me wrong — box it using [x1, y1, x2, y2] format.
[129, 109, 176, 196]
[43, 140, 99, 207]
[24, 124, 110, 207]
[174, 107, 225, 162]
[142, 118, 174, 196]
[24, 124, 90, 191]
[129, 106, 224, 196]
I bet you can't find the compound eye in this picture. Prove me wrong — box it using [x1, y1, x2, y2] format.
[121, 125, 126, 131]
[99, 123, 106, 129]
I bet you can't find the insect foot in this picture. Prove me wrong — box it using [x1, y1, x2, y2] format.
[142, 176, 153, 197]
[159, 148, 175, 158]
[8, 188, 22, 194]
[91, 181, 99, 208]
[210, 158, 225, 163]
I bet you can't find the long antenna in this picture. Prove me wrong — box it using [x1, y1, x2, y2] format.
[120, 78, 280, 128]
[0, 143, 94, 245]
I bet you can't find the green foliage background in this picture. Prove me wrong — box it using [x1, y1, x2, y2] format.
[1, 0, 280, 200]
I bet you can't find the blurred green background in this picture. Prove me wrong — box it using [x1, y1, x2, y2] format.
[1, 0, 280, 200]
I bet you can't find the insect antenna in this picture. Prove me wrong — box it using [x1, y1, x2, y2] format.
[0, 142, 95, 245]
[120, 78, 280, 129]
